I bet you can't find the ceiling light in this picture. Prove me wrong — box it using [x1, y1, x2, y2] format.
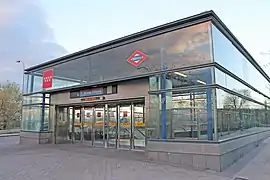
[197, 80, 206, 85]
[174, 72, 187, 77]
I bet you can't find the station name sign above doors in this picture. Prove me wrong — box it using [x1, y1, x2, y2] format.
[70, 87, 105, 99]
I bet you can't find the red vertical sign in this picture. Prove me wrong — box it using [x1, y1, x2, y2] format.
[42, 69, 53, 89]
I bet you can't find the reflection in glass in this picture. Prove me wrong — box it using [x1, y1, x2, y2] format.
[171, 91, 209, 139]
[216, 89, 269, 140]
[212, 24, 270, 97]
[148, 67, 214, 140]
[215, 68, 267, 104]
[83, 107, 93, 142]
[119, 105, 131, 149]
[149, 88, 214, 140]
[55, 107, 70, 143]
[73, 108, 82, 141]
[106, 106, 117, 148]
[23, 93, 50, 105]
[167, 67, 213, 88]
[26, 22, 212, 93]
[93, 107, 104, 146]
[133, 104, 146, 149]
[21, 105, 49, 131]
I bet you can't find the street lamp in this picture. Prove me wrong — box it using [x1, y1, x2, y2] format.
[16, 60, 25, 136]
[16, 60, 25, 94]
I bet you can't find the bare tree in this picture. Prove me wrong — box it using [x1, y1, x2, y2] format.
[223, 89, 251, 109]
[223, 89, 251, 130]
[0, 81, 21, 129]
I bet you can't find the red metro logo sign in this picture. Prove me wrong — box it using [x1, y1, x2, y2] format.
[127, 50, 148, 67]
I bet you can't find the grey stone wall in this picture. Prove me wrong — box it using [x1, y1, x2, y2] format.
[20, 131, 53, 145]
[146, 130, 270, 171]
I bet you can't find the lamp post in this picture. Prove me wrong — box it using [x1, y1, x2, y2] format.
[16, 60, 25, 134]
[16, 60, 25, 93]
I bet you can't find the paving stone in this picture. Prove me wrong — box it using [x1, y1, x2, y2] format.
[1, 136, 270, 180]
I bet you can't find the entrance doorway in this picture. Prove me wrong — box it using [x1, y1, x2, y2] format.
[55, 101, 146, 150]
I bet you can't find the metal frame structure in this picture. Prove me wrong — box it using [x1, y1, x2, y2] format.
[24, 11, 270, 85]
[20, 10, 270, 144]
[55, 101, 145, 150]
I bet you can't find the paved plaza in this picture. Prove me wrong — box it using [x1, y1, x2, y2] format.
[0, 136, 270, 180]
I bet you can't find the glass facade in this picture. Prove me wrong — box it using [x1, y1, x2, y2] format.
[21, 93, 50, 131]
[22, 20, 270, 142]
[216, 88, 268, 140]
[148, 67, 214, 140]
[212, 24, 270, 97]
[24, 22, 212, 94]
[147, 23, 270, 141]
[212, 24, 270, 140]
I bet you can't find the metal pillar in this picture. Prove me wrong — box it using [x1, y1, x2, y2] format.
[40, 93, 46, 131]
[117, 105, 120, 148]
[160, 48, 167, 139]
[206, 70, 213, 140]
[131, 103, 134, 149]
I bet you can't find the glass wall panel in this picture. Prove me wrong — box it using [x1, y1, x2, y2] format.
[212, 24, 270, 97]
[27, 22, 212, 93]
[216, 88, 270, 140]
[171, 90, 209, 140]
[23, 73, 31, 93]
[148, 88, 214, 140]
[23, 73, 80, 94]
[21, 105, 49, 131]
[148, 67, 215, 140]
[23, 93, 50, 105]
[21, 93, 50, 131]
[149, 67, 214, 91]
[215, 68, 268, 104]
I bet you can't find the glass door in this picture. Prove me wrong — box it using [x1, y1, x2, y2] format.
[118, 105, 132, 149]
[133, 104, 146, 149]
[83, 107, 94, 144]
[55, 107, 70, 144]
[93, 106, 105, 147]
[73, 107, 82, 142]
[105, 105, 117, 148]
[68, 107, 74, 142]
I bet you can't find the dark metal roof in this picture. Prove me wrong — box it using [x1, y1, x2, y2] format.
[25, 10, 270, 84]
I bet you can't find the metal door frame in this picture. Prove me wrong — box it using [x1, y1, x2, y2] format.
[117, 104, 134, 150]
[54, 106, 71, 144]
[131, 103, 135, 149]
[72, 106, 83, 143]
[80, 106, 94, 145]
[55, 98, 145, 149]
[132, 103, 146, 150]
[104, 104, 118, 148]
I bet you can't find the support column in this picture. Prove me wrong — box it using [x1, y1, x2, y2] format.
[206, 70, 213, 140]
[40, 93, 46, 131]
[160, 48, 167, 139]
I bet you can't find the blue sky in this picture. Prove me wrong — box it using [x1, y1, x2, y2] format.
[39, 0, 270, 66]
[0, 0, 269, 84]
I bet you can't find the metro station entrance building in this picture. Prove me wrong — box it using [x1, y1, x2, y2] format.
[20, 11, 270, 171]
